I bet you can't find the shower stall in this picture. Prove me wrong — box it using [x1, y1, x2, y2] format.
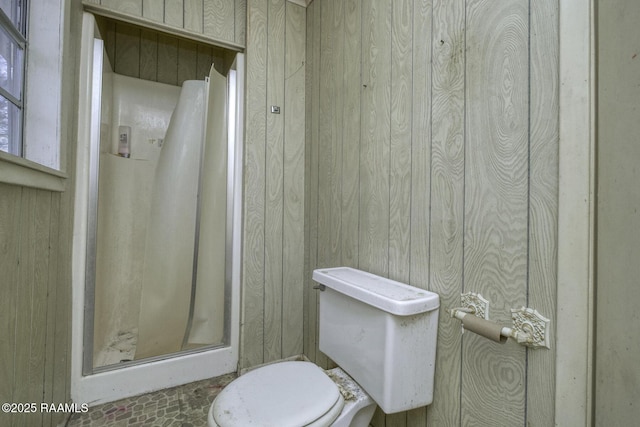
[72, 13, 243, 404]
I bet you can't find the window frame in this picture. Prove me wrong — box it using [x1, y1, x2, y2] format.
[0, 1, 27, 158]
[0, 0, 67, 191]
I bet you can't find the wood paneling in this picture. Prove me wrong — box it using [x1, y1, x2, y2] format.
[304, 0, 559, 425]
[527, 0, 558, 423]
[595, 1, 640, 424]
[96, 18, 230, 86]
[204, 0, 235, 43]
[282, 1, 306, 359]
[240, 0, 306, 368]
[263, 0, 285, 363]
[461, 1, 529, 425]
[84, 0, 246, 49]
[0, 185, 69, 427]
[303, 0, 320, 365]
[359, 0, 391, 279]
[142, 0, 164, 22]
[241, 0, 268, 370]
[429, 0, 464, 424]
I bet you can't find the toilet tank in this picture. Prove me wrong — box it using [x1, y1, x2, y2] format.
[313, 267, 439, 414]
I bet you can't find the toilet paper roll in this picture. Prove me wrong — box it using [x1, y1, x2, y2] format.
[461, 314, 508, 343]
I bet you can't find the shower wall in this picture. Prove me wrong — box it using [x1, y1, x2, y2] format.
[93, 72, 180, 366]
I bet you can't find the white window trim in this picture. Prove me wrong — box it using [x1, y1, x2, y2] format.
[0, 0, 67, 190]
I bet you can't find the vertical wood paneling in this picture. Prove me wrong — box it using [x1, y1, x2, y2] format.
[303, 0, 321, 364]
[88, 0, 246, 48]
[329, 0, 344, 274]
[527, 0, 558, 423]
[241, 0, 307, 369]
[314, 0, 338, 369]
[164, 0, 184, 28]
[204, 0, 236, 44]
[102, 0, 142, 16]
[406, 0, 432, 426]
[316, 0, 335, 275]
[196, 44, 214, 79]
[99, 19, 229, 86]
[389, 0, 412, 285]
[140, 29, 159, 81]
[241, 0, 268, 368]
[184, 0, 204, 33]
[263, 0, 286, 363]
[282, 1, 306, 358]
[305, 0, 559, 425]
[143, 0, 165, 22]
[177, 39, 198, 83]
[157, 33, 179, 84]
[235, 0, 247, 46]
[0, 188, 65, 427]
[26, 190, 52, 427]
[359, 0, 391, 277]
[14, 189, 36, 427]
[42, 193, 61, 427]
[0, 184, 20, 427]
[387, 4, 412, 425]
[114, 23, 141, 78]
[461, 0, 529, 425]
[428, 0, 465, 425]
[341, 0, 361, 270]
[52, 189, 71, 424]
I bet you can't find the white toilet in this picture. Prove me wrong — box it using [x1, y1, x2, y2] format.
[208, 267, 440, 427]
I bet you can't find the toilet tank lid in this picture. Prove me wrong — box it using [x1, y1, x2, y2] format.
[312, 267, 439, 316]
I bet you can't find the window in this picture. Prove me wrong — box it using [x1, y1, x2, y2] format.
[0, 0, 64, 173]
[0, 0, 26, 157]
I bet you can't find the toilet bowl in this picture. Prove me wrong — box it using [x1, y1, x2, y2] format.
[207, 361, 376, 427]
[208, 267, 439, 426]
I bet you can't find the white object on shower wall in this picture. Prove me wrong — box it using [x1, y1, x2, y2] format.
[118, 125, 131, 157]
[111, 74, 179, 161]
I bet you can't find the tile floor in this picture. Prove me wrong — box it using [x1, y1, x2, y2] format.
[66, 373, 236, 427]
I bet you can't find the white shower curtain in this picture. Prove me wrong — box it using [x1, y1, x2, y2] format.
[188, 68, 228, 345]
[135, 80, 205, 359]
[135, 66, 228, 360]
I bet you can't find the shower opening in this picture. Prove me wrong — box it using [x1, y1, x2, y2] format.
[72, 12, 243, 404]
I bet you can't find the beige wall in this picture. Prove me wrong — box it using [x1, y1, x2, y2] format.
[240, 0, 306, 368]
[595, 0, 640, 423]
[96, 17, 234, 85]
[304, 0, 558, 425]
[82, 0, 246, 49]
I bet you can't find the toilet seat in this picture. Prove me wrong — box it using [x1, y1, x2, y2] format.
[211, 361, 345, 427]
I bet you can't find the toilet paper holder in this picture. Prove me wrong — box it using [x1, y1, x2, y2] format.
[450, 292, 550, 349]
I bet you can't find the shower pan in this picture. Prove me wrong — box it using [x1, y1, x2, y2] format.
[71, 13, 243, 405]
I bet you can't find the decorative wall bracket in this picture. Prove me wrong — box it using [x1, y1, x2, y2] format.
[451, 293, 551, 349]
[460, 292, 490, 320]
[509, 307, 551, 349]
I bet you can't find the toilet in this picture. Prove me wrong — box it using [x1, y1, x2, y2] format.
[208, 267, 440, 427]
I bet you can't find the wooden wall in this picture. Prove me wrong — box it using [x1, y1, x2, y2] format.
[96, 18, 233, 86]
[240, 0, 306, 369]
[83, 0, 247, 49]
[595, 0, 640, 423]
[304, 0, 558, 426]
[0, 1, 82, 425]
[0, 186, 71, 427]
